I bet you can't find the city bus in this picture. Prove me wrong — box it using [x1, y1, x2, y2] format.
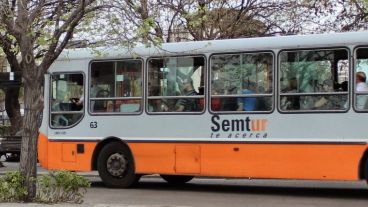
[38, 31, 368, 187]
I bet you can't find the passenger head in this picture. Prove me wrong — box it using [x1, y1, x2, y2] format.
[356, 71, 366, 83]
[149, 84, 160, 96]
[339, 81, 348, 91]
[322, 79, 334, 92]
[212, 81, 221, 95]
[182, 77, 194, 91]
[242, 80, 256, 91]
[289, 77, 298, 89]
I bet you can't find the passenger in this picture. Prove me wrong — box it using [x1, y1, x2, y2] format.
[148, 85, 166, 112]
[313, 79, 343, 110]
[255, 85, 271, 111]
[89, 76, 109, 112]
[339, 81, 348, 92]
[356, 71, 368, 91]
[281, 77, 300, 110]
[175, 78, 199, 112]
[211, 81, 222, 111]
[356, 71, 368, 109]
[72, 86, 84, 109]
[237, 81, 257, 111]
[220, 86, 238, 111]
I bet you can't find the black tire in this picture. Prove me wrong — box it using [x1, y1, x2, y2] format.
[6, 153, 20, 162]
[160, 175, 194, 185]
[97, 142, 140, 188]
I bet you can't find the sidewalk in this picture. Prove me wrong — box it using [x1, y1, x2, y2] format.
[0, 159, 168, 207]
[0, 204, 176, 207]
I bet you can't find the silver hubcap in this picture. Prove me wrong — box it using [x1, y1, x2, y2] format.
[106, 153, 127, 177]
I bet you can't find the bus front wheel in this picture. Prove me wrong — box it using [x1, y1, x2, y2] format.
[97, 142, 140, 188]
[160, 175, 194, 185]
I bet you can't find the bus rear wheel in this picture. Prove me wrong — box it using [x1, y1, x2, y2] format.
[160, 175, 194, 185]
[97, 142, 140, 188]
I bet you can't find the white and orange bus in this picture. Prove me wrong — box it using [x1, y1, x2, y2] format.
[38, 31, 368, 187]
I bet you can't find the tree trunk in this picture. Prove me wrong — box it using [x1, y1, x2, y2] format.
[19, 81, 43, 202]
[5, 86, 22, 135]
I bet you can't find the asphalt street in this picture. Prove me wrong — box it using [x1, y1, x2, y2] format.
[84, 177, 368, 207]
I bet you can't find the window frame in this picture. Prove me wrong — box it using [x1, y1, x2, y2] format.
[353, 46, 368, 113]
[209, 50, 275, 114]
[49, 71, 85, 129]
[277, 47, 351, 114]
[145, 55, 207, 115]
[88, 58, 144, 116]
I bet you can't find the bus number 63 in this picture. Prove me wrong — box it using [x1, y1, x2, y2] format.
[90, 121, 98, 128]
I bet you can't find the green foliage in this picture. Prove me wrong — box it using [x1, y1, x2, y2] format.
[0, 172, 28, 202]
[36, 171, 90, 204]
[184, 4, 209, 28]
[0, 171, 90, 204]
[138, 17, 163, 46]
[364, 0, 368, 20]
[0, 125, 11, 136]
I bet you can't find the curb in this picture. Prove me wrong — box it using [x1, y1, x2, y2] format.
[0, 169, 160, 179]
[0, 168, 100, 177]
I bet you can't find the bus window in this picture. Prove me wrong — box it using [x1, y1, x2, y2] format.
[50, 73, 84, 128]
[355, 48, 368, 111]
[147, 56, 205, 113]
[210, 52, 273, 113]
[89, 60, 143, 114]
[279, 49, 349, 112]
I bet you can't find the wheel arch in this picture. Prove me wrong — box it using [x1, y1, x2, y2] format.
[91, 137, 133, 171]
[358, 149, 368, 179]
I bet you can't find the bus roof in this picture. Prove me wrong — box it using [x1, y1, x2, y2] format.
[58, 31, 368, 60]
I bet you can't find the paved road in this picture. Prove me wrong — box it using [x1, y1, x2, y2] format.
[2, 159, 368, 207]
[84, 177, 368, 207]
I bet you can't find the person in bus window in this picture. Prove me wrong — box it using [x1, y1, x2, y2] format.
[90, 75, 109, 112]
[313, 79, 340, 110]
[237, 81, 257, 111]
[175, 78, 199, 112]
[356, 71, 368, 109]
[211, 81, 222, 111]
[281, 77, 300, 110]
[338, 80, 349, 109]
[221, 86, 238, 111]
[339, 81, 348, 92]
[148, 85, 168, 112]
[71, 78, 84, 110]
[71, 87, 84, 111]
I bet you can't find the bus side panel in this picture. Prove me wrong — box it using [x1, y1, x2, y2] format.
[38, 135, 97, 171]
[129, 143, 201, 175]
[201, 144, 366, 180]
[38, 133, 49, 169]
[129, 143, 177, 174]
[130, 143, 367, 180]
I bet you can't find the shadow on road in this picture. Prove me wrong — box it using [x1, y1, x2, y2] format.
[91, 179, 368, 200]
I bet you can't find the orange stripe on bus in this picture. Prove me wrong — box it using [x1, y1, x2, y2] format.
[37, 134, 96, 171]
[38, 133, 49, 169]
[129, 143, 367, 180]
[38, 135, 367, 181]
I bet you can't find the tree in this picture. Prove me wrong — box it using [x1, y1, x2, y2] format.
[279, 0, 368, 34]
[94, 0, 293, 44]
[0, 0, 106, 201]
[90, 0, 368, 48]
